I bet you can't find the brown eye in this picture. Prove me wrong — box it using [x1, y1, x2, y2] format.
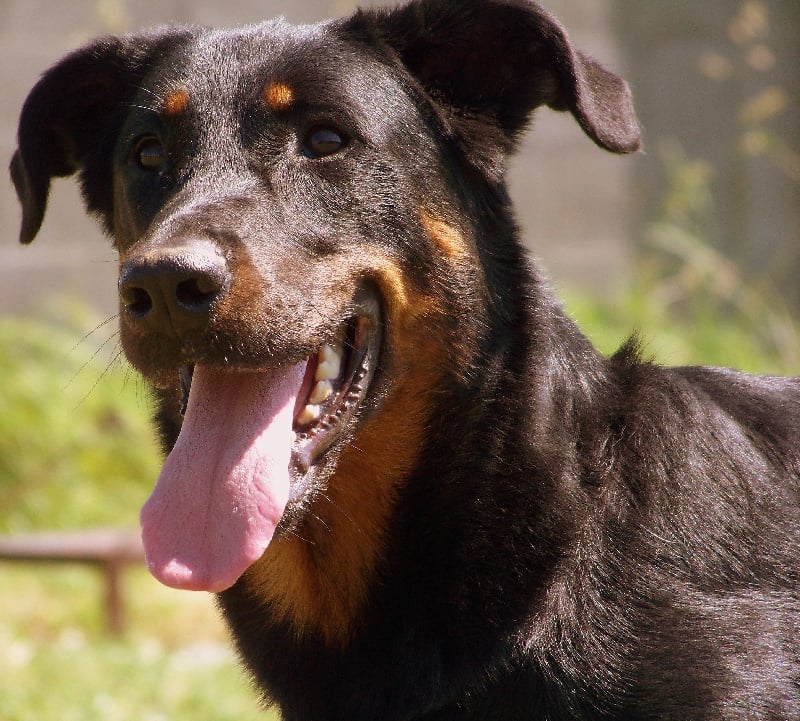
[134, 137, 165, 170]
[303, 127, 347, 158]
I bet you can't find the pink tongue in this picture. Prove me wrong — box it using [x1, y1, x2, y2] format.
[140, 363, 306, 592]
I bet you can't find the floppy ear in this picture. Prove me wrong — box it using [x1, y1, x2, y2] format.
[9, 29, 194, 244]
[349, 0, 640, 159]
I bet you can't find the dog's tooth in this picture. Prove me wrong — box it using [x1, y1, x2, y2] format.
[316, 360, 340, 381]
[319, 343, 342, 365]
[316, 344, 342, 381]
[297, 405, 320, 425]
[309, 380, 333, 404]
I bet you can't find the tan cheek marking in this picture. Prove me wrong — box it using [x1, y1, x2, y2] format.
[244, 258, 446, 646]
[163, 89, 190, 117]
[264, 81, 296, 112]
[420, 210, 470, 261]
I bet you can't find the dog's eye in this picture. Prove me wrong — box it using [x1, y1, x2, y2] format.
[134, 137, 165, 170]
[303, 127, 348, 158]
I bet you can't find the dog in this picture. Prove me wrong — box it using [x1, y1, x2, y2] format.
[11, 0, 800, 718]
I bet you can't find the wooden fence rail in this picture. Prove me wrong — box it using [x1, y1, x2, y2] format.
[0, 529, 145, 635]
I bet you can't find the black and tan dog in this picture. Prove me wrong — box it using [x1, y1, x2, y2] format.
[11, 0, 800, 718]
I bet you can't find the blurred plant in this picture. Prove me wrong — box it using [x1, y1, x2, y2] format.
[644, 142, 800, 370]
[567, 138, 800, 375]
[95, 0, 132, 33]
[0, 300, 161, 533]
[643, 0, 800, 371]
[569, 0, 800, 375]
[697, 0, 799, 183]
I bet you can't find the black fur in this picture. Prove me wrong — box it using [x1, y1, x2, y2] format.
[11, 1, 800, 719]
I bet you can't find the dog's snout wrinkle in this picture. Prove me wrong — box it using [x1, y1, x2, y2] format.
[119, 241, 230, 336]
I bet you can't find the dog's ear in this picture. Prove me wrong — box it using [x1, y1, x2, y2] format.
[348, 0, 640, 160]
[10, 29, 193, 244]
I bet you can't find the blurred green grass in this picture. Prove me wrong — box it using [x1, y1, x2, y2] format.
[1, 566, 271, 721]
[0, 300, 159, 533]
[0, 301, 273, 720]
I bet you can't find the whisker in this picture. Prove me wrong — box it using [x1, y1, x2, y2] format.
[64, 329, 121, 392]
[123, 102, 161, 115]
[309, 512, 331, 533]
[70, 314, 119, 354]
[71, 347, 123, 411]
[286, 528, 315, 546]
[134, 84, 161, 100]
[345, 442, 366, 456]
[103, 348, 126, 378]
[318, 492, 361, 532]
[122, 361, 139, 391]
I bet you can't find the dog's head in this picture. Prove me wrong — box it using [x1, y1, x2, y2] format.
[11, 0, 639, 614]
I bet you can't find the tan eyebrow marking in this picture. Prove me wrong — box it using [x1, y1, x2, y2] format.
[163, 89, 190, 117]
[263, 81, 296, 112]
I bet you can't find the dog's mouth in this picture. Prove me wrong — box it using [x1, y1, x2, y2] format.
[177, 311, 379, 478]
[290, 313, 380, 480]
[140, 297, 382, 593]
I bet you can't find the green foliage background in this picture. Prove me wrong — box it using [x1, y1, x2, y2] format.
[0, 301, 160, 534]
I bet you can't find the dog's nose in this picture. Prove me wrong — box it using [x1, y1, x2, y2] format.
[119, 243, 230, 336]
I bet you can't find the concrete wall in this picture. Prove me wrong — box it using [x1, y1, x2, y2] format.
[0, 0, 632, 315]
[3, 2, 798, 317]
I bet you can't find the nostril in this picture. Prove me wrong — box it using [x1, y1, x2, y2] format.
[176, 275, 223, 311]
[120, 285, 154, 318]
